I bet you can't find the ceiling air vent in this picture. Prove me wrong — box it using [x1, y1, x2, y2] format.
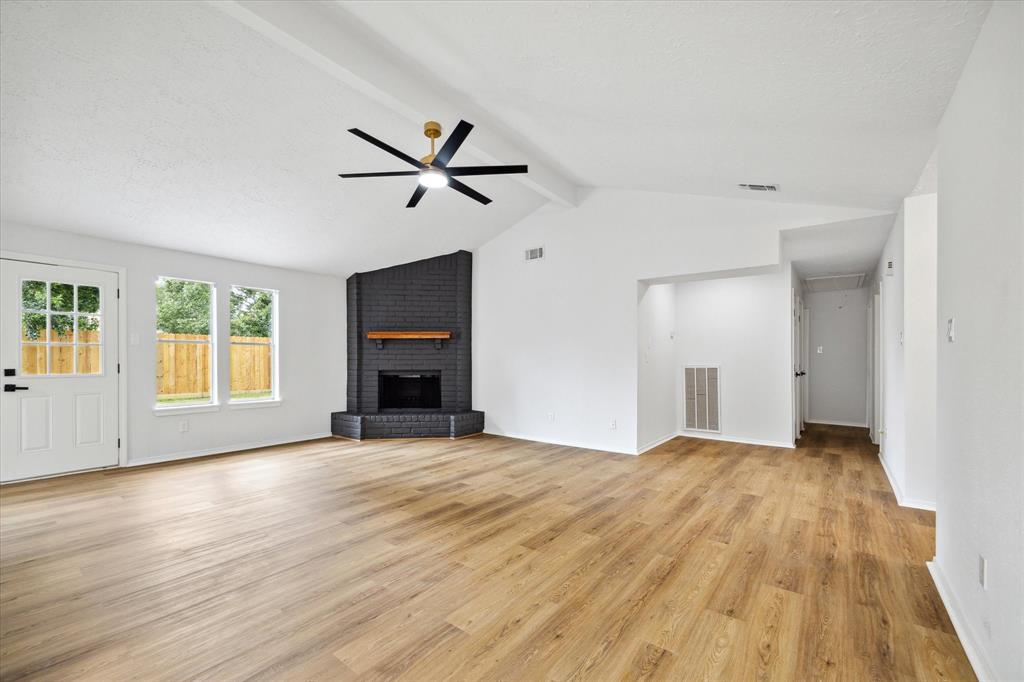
[738, 183, 779, 192]
[525, 246, 545, 262]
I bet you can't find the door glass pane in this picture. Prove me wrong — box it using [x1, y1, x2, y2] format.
[78, 315, 101, 343]
[22, 313, 46, 341]
[156, 341, 211, 405]
[22, 281, 46, 310]
[21, 345, 46, 375]
[50, 346, 75, 374]
[77, 345, 101, 374]
[50, 282, 74, 312]
[77, 285, 100, 313]
[50, 315, 74, 342]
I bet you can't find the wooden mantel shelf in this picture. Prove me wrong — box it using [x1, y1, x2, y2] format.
[367, 331, 451, 349]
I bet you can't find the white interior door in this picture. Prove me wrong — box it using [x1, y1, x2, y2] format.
[1, 259, 120, 481]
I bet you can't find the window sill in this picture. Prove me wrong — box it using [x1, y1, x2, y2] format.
[153, 403, 221, 416]
[228, 399, 282, 410]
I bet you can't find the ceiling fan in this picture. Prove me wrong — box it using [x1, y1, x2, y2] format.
[338, 120, 528, 208]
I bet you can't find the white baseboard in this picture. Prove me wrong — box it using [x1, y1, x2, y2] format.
[876, 451, 936, 511]
[677, 430, 794, 449]
[926, 561, 996, 681]
[805, 419, 869, 428]
[637, 431, 679, 454]
[127, 432, 332, 467]
[483, 430, 636, 456]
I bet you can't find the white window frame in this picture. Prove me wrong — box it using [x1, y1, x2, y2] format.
[153, 276, 217, 413]
[18, 278, 105, 377]
[228, 285, 279, 405]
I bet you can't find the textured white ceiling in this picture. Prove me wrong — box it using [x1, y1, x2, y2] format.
[340, 0, 989, 210]
[782, 214, 895, 280]
[0, 1, 546, 276]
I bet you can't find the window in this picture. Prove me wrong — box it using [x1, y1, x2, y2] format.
[20, 280, 102, 375]
[156, 277, 214, 406]
[229, 286, 277, 402]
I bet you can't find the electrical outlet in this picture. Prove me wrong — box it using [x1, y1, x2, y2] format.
[547, 412, 555, 422]
[947, 317, 956, 343]
[983, 620, 992, 639]
[817, 346, 823, 354]
[179, 419, 189, 434]
[610, 419, 617, 430]
[979, 555, 987, 590]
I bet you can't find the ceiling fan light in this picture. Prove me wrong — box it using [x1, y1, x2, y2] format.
[418, 167, 449, 188]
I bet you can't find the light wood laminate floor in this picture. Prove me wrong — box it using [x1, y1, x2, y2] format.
[0, 425, 973, 681]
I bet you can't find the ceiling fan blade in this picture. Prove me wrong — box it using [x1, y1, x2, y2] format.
[406, 184, 428, 208]
[348, 128, 425, 169]
[445, 165, 528, 177]
[448, 178, 491, 205]
[432, 120, 474, 167]
[338, 170, 421, 178]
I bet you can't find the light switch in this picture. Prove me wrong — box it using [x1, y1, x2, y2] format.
[816, 346, 823, 354]
[947, 317, 956, 343]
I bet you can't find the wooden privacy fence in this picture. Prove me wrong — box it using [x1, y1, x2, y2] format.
[157, 333, 271, 397]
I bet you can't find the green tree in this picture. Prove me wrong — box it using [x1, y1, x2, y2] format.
[230, 287, 273, 338]
[156, 279, 211, 335]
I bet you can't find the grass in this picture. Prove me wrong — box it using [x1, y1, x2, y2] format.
[230, 390, 274, 401]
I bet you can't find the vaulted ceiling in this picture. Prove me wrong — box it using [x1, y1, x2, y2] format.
[0, 1, 989, 276]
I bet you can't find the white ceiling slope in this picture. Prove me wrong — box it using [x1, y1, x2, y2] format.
[782, 214, 895, 280]
[341, 0, 989, 210]
[0, 0, 548, 276]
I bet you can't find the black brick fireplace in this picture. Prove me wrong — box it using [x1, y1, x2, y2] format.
[331, 250, 484, 440]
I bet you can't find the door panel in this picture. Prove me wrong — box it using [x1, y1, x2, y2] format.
[1, 259, 119, 481]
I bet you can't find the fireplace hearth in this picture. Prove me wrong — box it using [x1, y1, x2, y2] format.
[331, 250, 484, 440]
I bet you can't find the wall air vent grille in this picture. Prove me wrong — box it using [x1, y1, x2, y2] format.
[738, 183, 779, 192]
[525, 246, 545, 262]
[684, 366, 720, 433]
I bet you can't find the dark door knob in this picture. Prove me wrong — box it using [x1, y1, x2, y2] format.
[3, 384, 28, 392]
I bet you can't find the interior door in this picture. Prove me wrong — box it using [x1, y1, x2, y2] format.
[1, 259, 120, 481]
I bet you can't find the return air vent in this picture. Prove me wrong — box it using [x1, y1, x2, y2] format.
[738, 183, 779, 192]
[525, 246, 545, 262]
[804, 273, 867, 292]
[684, 366, 720, 433]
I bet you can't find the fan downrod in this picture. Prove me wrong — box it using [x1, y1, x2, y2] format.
[421, 120, 442, 164]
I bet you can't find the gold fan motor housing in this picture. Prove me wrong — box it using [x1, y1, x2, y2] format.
[420, 121, 442, 164]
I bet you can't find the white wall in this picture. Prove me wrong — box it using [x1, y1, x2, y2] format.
[933, 2, 1023, 679]
[876, 210, 907, 501]
[902, 193, 937, 505]
[473, 187, 885, 454]
[674, 266, 794, 448]
[806, 288, 869, 426]
[636, 282, 676, 451]
[1, 221, 346, 465]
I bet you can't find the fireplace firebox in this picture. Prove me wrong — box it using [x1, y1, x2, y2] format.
[379, 372, 441, 410]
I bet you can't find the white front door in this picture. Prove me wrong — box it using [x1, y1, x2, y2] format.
[1, 259, 120, 481]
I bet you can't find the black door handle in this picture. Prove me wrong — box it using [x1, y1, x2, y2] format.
[795, 371, 806, 377]
[4, 384, 28, 392]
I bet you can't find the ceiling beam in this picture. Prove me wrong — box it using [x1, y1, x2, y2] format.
[209, 0, 578, 207]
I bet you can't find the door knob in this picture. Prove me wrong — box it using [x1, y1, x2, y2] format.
[3, 384, 28, 392]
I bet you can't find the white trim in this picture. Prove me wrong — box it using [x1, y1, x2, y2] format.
[126, 432, 332, 467]
[876, 450, 936, 511]
[805, 419, 869, 428]
[926, 561, 997, 681]
[228, 398, 282, 410]
[637, 431, 678, 454]
[1, 250, 129, 467]
[153, 403, 221, 416]
[677, 430, 794, 449]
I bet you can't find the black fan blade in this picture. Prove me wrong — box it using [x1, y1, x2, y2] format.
[406, 184, 428, 208]
[448, 178, 491, 205]
[348, 128, 425, 169]
[445, 165, 528, 177]
[432, 120, 474, 167]
[338, 170, 420, 178]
